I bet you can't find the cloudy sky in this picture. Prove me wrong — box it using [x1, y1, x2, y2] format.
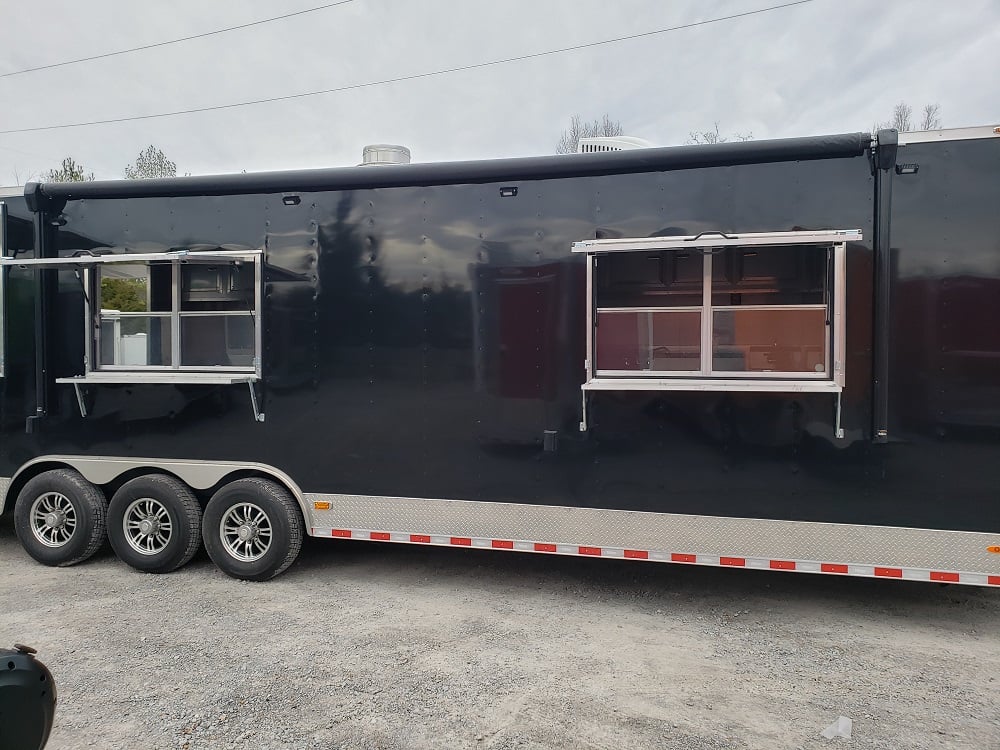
[0, 0, 997, 184]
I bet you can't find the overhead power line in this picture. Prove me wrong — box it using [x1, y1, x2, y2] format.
[0, 0, 816, 135]
[0, 0, 355, 79]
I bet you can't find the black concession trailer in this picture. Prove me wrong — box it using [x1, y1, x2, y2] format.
[1, 125, 999, 584]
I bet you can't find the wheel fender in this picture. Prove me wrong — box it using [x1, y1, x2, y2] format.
[4, 456, 309, 522]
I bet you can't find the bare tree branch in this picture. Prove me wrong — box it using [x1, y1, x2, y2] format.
[920, 103, 942, 131]
[875, 102, 943, 133]
[688, 122, 724, 145]
[891, 102, 913, 132]
[687, 122, 753, 145]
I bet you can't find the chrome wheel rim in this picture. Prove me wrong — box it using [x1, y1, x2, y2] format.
[29, 492, 77, 548]
[220, 502, 272, 562]
[123, 498, 173, 556]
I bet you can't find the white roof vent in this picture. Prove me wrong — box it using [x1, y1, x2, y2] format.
[361, 144, 411, 166]
[577, 136, 654, 153]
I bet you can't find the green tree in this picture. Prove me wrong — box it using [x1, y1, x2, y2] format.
[46, 157, 94, 182]
[124, 145, 177, 179]
[100, 278, 147, 312]
[556, 114, 624, 154]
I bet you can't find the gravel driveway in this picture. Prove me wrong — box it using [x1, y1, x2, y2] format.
[2, 514, 999, 750]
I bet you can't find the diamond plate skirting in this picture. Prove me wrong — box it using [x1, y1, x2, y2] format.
[0, 477, 11, 513]
[304, 492, 1000, 576]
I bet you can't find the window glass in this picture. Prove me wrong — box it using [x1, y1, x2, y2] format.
[712, 308, 827, 373]
[597, 251, 704, 307]
[99, 264, 152, 312]
[97, 315, 172, 367]
[180, 315, 254, 367]
[596, 310, 700, 372]
[712, 245, 827, 305]
[589, 239, 839, 382]
[181, 264, 254, 310]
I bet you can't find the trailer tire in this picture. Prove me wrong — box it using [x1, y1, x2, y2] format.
[107, 475, 202, 574]
[202, 478, 303, 581]
[13, 469, 108, 567]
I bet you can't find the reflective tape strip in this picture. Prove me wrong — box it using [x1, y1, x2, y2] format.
[309, 527, 999, 587]
[930, 571, 960, 583]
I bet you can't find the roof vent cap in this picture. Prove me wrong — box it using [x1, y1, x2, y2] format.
[577, 136, 654, 153]
[361, 144, 411, 166]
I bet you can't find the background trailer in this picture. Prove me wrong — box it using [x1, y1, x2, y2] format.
[1, 126, 998, 583]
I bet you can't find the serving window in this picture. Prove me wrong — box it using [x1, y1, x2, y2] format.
[94, 259, 257, 372]
[574, 230, 857, 394]
[0, 249, 265, 419]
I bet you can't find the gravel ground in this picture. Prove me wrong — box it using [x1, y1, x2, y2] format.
[2, 514, 999, 750]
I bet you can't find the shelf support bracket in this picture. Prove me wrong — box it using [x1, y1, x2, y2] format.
[72, 383, 88, 418]
[249, 381, 265, 423]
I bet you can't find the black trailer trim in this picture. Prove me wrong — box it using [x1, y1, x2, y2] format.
[0, 200, 7, 377]
[23, 133, 871, 203]
[872, 129, 897, 442]
[28, 211, 47, 431]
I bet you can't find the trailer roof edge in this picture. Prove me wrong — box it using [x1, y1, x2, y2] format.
[898, 124, 1000, 145]
[28, 132, 871, 204]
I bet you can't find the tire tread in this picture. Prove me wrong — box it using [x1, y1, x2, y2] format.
[108, 474, 202, 574]
[13, 468, 108, 567]
[202, 477, 303, 581]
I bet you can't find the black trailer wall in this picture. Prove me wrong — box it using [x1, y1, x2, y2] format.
[0, 195, 38, 458]
[883, 136, 1000, 531]
[6, 136, 997, 535]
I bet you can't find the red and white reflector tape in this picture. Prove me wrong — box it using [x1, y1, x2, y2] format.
[312, 527, 1000, 587]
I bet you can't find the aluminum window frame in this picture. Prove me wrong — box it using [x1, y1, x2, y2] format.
[574, 230, 857, 394]
[0, 249, 263, 384]
[92, 269, 257, 375]
[90, 254, 261, 377]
